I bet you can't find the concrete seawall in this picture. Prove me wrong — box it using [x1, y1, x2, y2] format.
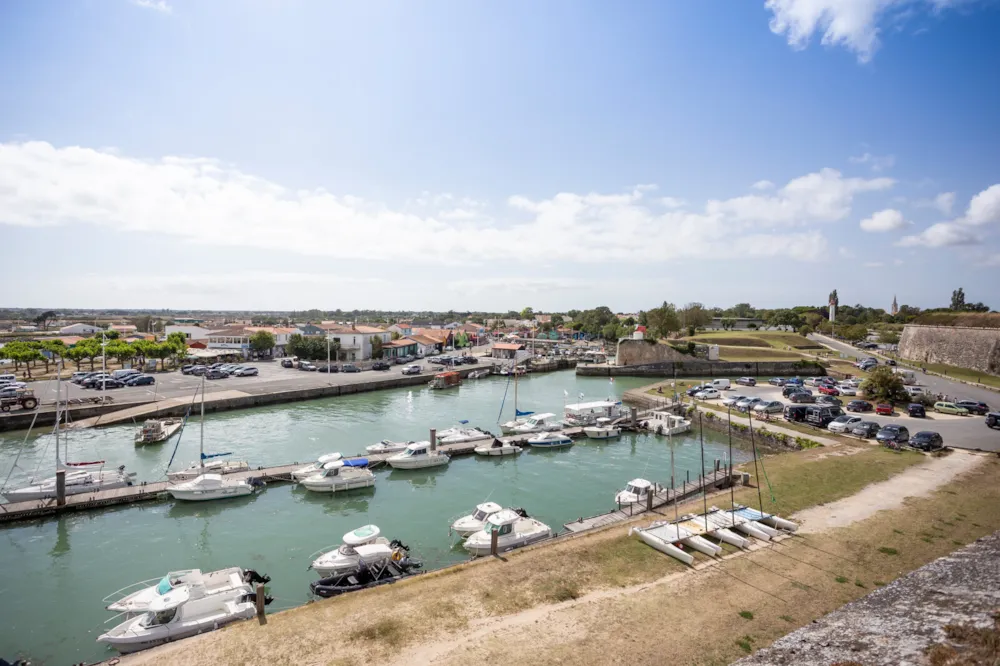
[577, 360, 825, 378]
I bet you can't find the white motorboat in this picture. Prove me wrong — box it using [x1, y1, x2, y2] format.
[467, 369, 490, 379]
[299, 461, 376, 493]
[386, 442, 450, 469]
[134, 418, 183, 445]
[437, 427, 491, 444]
[97, 585, 266, 654]
[583, 417, 621, 440]
[510, 413, 562, 435]
[309, 525, 409, 577]
[104, 568, 270, 613]
[3, 369, 136, 502]
[641, 411, 692, 436]
[450, 501, 503, 537]
[291, 453, 343, 481]
[564, 399, 625, 427]
[463, 509, 553, 557]
[365, 439, 413, 455]
[614, 478, 663, 506]
[525, 432, 573, 448]
[499, 417, 530, 434]
[473, 438, 522, 456]
[168, 473, 255, 502]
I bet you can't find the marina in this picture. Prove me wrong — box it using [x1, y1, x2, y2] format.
[0, 371, 751, 664]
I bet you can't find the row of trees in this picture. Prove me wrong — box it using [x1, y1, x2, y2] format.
[0, 332, 189, 377]
[286, 334, 341, 362]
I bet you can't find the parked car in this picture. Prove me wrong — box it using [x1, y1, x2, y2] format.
[784, 377, 804, 386]
[342, 364, 360, 373]
[71, 371, 92, 382]
[875, 403, 894, 416]
[934, 401, 969, 416]
[281, 359, 294, 368]
[955, 400, 990, 416]
[461, 356, 478, 364]
[905, 386, 925, 397]
[804, 405, 839, 428]
[81, 374, 115, 388]
[721, 394, 747, 408]
[886, 359, 897, 366]
[94, 379, 125, 390]
[875, 424, 909, 444]
[694, 388, 721, 400]
[768, 377, 786, 386]
[986, 412, 1000, 429]
[235, 367, 258, 377]
[735, 397, 763, 411]
[752, 400, 784, 415]
[205, 369, 227, 380]
[804, 377, 823, 387]
[818, 385, 840, 396]
[317, 364, 339, 373]
[909, 431, 944, 451]
[788, 392, 815, 404]
[827, 415, 863, 433]
[783, 404, 810, 423]
[851, 421, 881, 438]
[736, 377, 757, 387]
[783, 385, 812, 398]
[686, 384, 710, 397]
[126, 375, 155, 386]
[190, 365, 208, 376]
[401, 364, 422, 375]
[907, 403, 926, 418]
[180, 365, 197, 375]
[837, 385, 858, 396]
[816, 395, 843, 407]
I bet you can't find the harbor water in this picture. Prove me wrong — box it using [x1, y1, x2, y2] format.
[0, 371, 750, 665]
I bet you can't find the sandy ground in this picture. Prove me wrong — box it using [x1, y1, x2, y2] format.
[792, 449, 985, 533]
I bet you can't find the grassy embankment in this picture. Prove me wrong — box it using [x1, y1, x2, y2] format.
[677, 331, 829, 362]
[118, 443, 971, 666]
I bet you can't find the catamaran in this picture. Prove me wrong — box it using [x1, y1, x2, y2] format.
[2, 365, 136, 502]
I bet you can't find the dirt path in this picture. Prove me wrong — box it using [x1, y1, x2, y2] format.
[792, 449, 985, 533]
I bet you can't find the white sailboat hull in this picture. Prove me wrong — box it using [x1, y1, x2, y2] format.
[3, 471, 134, 502]
[633, 528, 695, 565]
[300, 472, 376, 493]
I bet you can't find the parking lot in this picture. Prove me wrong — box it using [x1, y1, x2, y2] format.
[24, 356, 492, 409]
[689, 378, 997, 452]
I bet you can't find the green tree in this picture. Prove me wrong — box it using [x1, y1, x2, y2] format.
[645, 302, 680, 340]
[721, 318, 736, 331]
[106, 340, 135, 367]
[550, 314, 564, 327]
[860, 366, 909, 403]
[878, 329, 900, 345]
[76, 338, 101, 370]
[732, 303, 754, 318]
[249, 331, 276, 357]
[680, 302, 712, 329]
[843, 324, 869, 343]
[768, 309, 802, 331]
[600, 322, 620, 340]
[828, 289, 839, 307]
[797, 324, 813, 336]
[623, 316, 636, 327]
[454, 331, 469, 347]
[519, 307, 534, 320]
[150, 343, 174, 371]
[33, 310, 57, 330]
[102, 330, 121, 341]
[286, 333, 304, 358]
[390, 331, 402, 341]
[371, 335, 384, 359]
[64, 345, 89, 370]
[950, 287, 965, 310]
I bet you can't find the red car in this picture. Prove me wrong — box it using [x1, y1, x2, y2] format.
[875, 403, 894, 416]
[818, 385, 840, 396]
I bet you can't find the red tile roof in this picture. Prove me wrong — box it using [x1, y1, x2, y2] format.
[492, 343, 525, 351]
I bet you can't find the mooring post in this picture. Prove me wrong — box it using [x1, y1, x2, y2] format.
[715, 458, 720, 473]
[646, 489, 654, 512]
[430, 428, 437, 452]
[56, 469, 66, 506]
[630, 406, 637, 427]
[686, 469, 690, 484]
[490, 528, 499, 557]
[255, 583, 266, 624]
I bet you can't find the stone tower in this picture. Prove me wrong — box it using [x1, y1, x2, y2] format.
[891, 295, 898, 316]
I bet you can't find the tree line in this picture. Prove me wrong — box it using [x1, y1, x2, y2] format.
[0, 332, 189, 377]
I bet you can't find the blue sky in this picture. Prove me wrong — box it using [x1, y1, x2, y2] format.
[1, 0, 998, 312]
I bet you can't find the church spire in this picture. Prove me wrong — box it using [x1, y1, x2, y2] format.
[891, 295, 898, 316]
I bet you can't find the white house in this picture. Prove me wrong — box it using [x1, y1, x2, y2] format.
[164, 325, 216, 341]
[319, 324, 391, 361]
[59, 323, 101, 335]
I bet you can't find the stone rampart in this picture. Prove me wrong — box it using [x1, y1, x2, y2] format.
[615, 339, 689, 366]
[899, 325, 1000, 376]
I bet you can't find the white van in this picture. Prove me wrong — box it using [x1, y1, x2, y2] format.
[893, 368, 916, 385]
[706, 379, 731, 390]
[0, 374, 16, 384]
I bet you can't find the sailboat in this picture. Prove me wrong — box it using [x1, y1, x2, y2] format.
[167, 377, 255, 502]
[2, 364, 136, 502]
[166, 380, 249, 482]
[498, 352, 534, 434]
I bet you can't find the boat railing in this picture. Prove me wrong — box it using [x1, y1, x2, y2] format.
[102, 576, 163, 605]
[306, 544, 344, 563]
[104, 609, 137, 624]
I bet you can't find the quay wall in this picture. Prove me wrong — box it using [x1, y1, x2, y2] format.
[578, 359, 825, 378]
[615, 339, 689, 366]
[898, 324, 1000, 377]
[0, 401, 142, 433]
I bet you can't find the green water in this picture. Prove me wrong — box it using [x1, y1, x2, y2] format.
[0, 371, 749, 665]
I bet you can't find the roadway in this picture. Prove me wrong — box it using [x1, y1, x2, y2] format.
[806, 333, 999, 452]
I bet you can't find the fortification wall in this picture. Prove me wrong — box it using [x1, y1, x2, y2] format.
[615, 339, 689, 366]
[899, 325, 1000, 376]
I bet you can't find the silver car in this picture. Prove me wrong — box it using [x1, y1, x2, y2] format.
[752, 400, 784, 414]
[735, 397, 762, 411]
[721, 394, 747, 407]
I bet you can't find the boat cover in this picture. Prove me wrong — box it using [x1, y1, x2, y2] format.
[343, 458, 369, 467]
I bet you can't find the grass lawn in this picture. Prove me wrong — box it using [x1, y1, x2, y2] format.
[682, 330, 823, 351]
[718, 347, 810, 362]
[921, 362, 1000, 390]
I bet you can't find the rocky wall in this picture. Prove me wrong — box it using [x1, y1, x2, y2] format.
[899, 325, 1000, 376]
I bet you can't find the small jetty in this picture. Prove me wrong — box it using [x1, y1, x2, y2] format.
[562, 468, 739, 533]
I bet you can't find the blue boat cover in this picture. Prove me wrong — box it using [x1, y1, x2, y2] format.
[515, 409, 534, 417]
[201, 452, 232, 460]
[343, 458, 369, 467]
[458, 419, 469, 425]
[735, 507, 773, 521]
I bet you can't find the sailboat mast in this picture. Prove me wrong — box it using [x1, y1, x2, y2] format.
[669, 415, 677, 522]
[54, 362, 62, 469]
[199, 375, 205, 471]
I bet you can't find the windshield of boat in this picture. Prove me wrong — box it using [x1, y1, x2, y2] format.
[625, 484, 642, 495]
[156, 576, 173, 595]
[338, 544, 357, 555]
[472, 509, 488, 520]
[143, 607, 177, 626]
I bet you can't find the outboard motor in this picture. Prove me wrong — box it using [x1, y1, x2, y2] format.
[513, 507, 529, 518]
[243, 569, 271, 585]
[389, 539, 409, 552]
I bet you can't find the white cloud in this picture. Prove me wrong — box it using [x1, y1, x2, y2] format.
[964, 184, 1000, 225]
[0, 141, 839, 267]
[765, 0, 970, 62]
[130, 0, 172, 13]
[706, 168, 894, 226]
[915, 191, 955, 215]
[860, 208, 908, 232]
[660, 197, 686, 209]
[751, 180, 775, 191]
[898, 222, 980, 247]
[838, 246, 856, 258]
[849, 152, 896, 172]
[863, 261, 885, 268]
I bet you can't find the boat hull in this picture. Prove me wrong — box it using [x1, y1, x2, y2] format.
[583, 428, 621, 440]
[300, 476, 376, 493]
[473, 445, 521, 456]
[98, 603, 255, 654]
[387, 456, 449, 469]
[168, 485, 254, 502]
[463, 530, 552, 557]
[167, 461, 249, 482]
[526, 439, 573, 448]
[3, 474, 133, 502]
[634, 529, 695, 565]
